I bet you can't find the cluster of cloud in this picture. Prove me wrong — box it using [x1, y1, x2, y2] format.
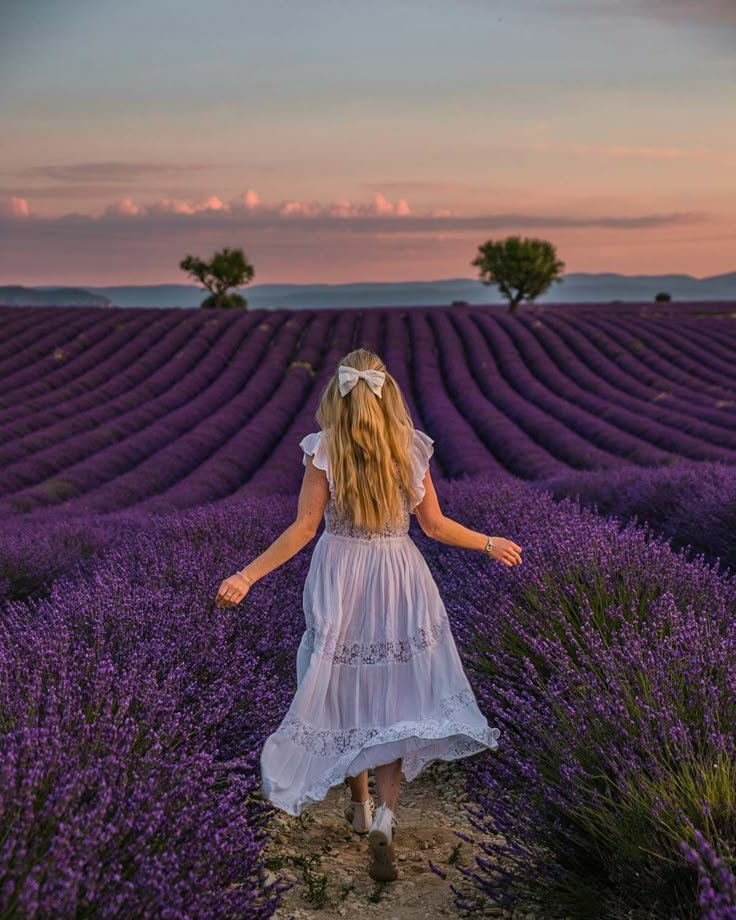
[0, 191, 708, 237]
[0, 189, 422, 222]
[0, 196, 31, 218]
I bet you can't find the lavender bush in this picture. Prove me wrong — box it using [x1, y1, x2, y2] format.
[0, 496, 310, 917]
[537, 458, 736, 576]
[680, 832, 736, 919]
[430, 479, 736, 919]
[2, 301, 736, 916]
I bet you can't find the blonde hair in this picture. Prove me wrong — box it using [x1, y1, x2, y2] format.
[314, 348, 421, 532]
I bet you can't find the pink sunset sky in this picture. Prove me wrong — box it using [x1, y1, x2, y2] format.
[0, 0, 734, 287]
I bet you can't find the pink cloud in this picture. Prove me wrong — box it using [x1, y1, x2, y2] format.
[0, 196, 31, 218]
[230, 189, 261, 210]
[104, 197, 141, 217]
[18, 161, 211, 183]
[144, 196, 229, 216]
[525, 142, 736, 167]
[2, 189, 416, 222]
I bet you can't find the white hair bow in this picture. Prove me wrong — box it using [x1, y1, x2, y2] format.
[337, 364, 386, 398]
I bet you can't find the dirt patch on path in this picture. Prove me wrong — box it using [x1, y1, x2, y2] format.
[262, 760, 514, 919]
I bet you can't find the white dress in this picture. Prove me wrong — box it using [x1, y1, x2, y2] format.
[259, 428, 500, 816]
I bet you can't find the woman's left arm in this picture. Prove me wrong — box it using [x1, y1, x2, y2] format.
[215, 457, 329, 608]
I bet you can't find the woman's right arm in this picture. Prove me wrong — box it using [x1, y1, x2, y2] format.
[413, 468, 523, 567]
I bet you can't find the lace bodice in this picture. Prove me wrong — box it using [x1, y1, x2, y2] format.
[299, 428, 435, 541]
[324, 480, 411, 538]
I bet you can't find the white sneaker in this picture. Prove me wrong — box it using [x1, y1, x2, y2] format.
[344, 796, 375, 835]
[367, 804, 399, 882]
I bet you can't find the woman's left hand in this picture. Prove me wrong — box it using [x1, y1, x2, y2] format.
[215, 572, 252, 608]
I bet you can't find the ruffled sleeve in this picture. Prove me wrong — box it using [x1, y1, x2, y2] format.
[409, 428, 435, 513]
[299, 431, 331, 485]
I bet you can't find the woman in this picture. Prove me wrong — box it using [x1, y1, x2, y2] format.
[215, 349, 522, 883]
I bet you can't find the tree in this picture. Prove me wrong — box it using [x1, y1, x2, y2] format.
[655, 291, 672, 303]
[471, 236, 565, 314]
[179, 247, 255, 309]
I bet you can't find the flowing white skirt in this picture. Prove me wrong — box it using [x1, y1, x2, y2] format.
[259, 530, 500, 816]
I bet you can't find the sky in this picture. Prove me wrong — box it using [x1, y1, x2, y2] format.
[0, 0, 734, 287]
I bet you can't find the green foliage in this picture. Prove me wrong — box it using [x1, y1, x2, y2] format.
[470, 559, 736, 917]
[179, 246, 255, 310]
[470, 235, 565, 314]
[368, 881, 389, 902]
[199, 293, 248, 310]
[655, 291, 672, 302]
[447, 841, 464, 865]
[265, 852, 329, 908]
[338, 881, 355, 901]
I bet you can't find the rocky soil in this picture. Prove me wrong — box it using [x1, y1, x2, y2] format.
[261, 760, 522, 919]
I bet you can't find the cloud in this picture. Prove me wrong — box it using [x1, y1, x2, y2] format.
[103, 197, 140, 217]
[145, 195, 228, 216]
[12, 161, 211, 183]
[361, 180, 495, 195]
[46, 190, 415, 223]
[525, 143, 736, 167]
[0, 196, 30, 217]
[0, 188, 709, 237]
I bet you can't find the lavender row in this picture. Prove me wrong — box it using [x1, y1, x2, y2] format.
[528, 300, 736, 318]
[466, 311, 673, 466]
[523, 312, 736, 425]
[0, 309, 126, 398]
[0, 307, 107, 372]
[580, 314, 736, 410]
[594, 313, 736, 417]
[545, 314, 736, 421]
[0, 310, 157, 408]
[407, 311, 504, 479]
[511, 315, 736, 459]
[0, 496, 310, 916]
[3, 474, 733, 915]
[7, 313, 306, 515]
[232, 310, 362, 500]
[600, 314, 736, 392]
[0, 313, 262, 491]
[0, 311, 188, 429]
[137, 310, 344, 511]
[444, 311, 632, 473]
[535, 457, 736, 577]
[383, 312, 423, 432]
[418, 477, 736, 918]
[0, 311, 237, 463]
[2, 305, 736, 515]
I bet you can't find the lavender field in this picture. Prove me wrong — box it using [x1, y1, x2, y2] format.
[2, 301, 736, 918]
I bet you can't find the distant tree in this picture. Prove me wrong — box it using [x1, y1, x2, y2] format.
[471, 235, 565, 314]
[451, 300, 469, 307]
[179, 246, 255, 309]
[655, 291, 672, 303]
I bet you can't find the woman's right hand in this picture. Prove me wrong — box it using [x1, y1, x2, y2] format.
[490, 536, 523, 567]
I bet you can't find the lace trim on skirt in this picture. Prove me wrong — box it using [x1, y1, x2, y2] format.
[279, 687, 487, 757]
[262, 687, 500, 814]
[304, 616, 450, 666]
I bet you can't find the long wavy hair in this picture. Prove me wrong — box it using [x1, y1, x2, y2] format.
[314, 349, 421, 531]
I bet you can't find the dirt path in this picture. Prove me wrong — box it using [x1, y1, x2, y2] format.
[261, 760, 512, 919]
